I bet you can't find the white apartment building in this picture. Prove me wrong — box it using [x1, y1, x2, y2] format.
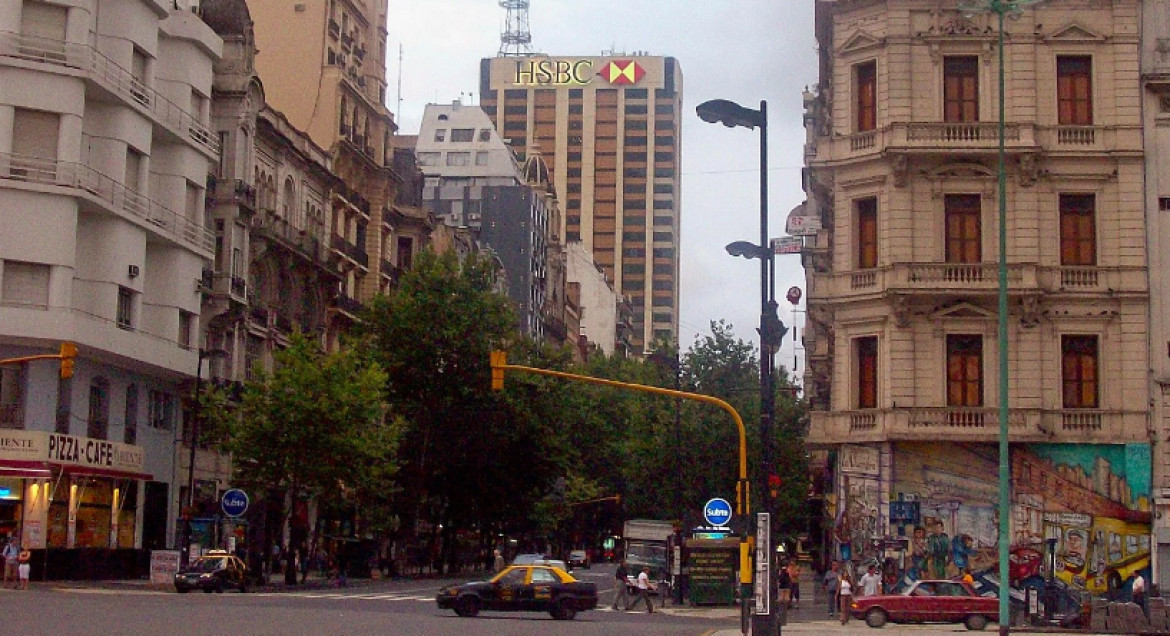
[0, 0, 221, 575]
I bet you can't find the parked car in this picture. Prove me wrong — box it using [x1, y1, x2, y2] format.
[568, 550, 590, 569]
[850, 579, 997, 630]
[436, 564, 599, 620]
[174, 551, 248, 594]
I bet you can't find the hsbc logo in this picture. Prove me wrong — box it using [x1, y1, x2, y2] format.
[601, 60, 645, 85]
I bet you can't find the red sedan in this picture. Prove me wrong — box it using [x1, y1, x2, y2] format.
[850, 579, 998, 630]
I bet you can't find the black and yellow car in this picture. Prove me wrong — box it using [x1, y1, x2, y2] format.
[436, 564, 598, 620]
[174, 551, 248, 594]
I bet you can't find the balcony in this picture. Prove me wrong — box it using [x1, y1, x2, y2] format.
[0, 32, 219, 157]
[0, 151, 214, 255]
[380, 260, 401, 283]
[229, 276, 247, 299]
[253, 211, 327, 263]
[331, 234, 369, 268]
[812, 262, 1146, 301]
[249, 306, 269, 328]
[332, 293, 363, 317]
[209, 178, 256, 211]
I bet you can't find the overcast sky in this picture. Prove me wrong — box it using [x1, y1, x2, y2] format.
[386, 0, 818, 376]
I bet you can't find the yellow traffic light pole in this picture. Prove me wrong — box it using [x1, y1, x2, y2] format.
[490, 350, 754, 633]
[0, 342, 78, 378]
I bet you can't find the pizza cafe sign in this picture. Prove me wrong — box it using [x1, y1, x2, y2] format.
[513, 58, 646, 86]
[0, 430, 144, 473]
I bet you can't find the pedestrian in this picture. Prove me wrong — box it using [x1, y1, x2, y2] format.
[822, 560, 840, 617]
[612, 559, 631, 610]
[787, 560, 802, 609]
[1132, 571, 1148, 617]
[2, 536, 18, 589]
[299, 547, 310, 583]
[630, 565, 656, 613]
[493, 549, 505, 573]
[17, 546, 31, 590]
[859, 564, 882, 597]
[838, 570, 853, 624]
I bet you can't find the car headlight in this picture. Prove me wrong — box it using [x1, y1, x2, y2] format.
[200, 573, 214, 579]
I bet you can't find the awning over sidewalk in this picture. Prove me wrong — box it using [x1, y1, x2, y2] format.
[0, 460, 54, 478]
[60, 465, 153, 481]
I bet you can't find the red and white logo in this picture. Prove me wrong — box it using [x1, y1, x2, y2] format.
[600, 60, 645, 85]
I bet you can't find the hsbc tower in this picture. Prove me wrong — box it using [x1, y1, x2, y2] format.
[480, 55, 683, 355]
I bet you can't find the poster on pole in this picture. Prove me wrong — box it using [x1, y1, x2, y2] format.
[754, 512, 770, 615]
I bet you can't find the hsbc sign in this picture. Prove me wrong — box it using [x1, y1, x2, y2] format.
[512, 58, 646, 87]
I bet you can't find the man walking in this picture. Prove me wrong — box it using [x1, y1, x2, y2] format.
[2, 536, 17, 589]
[1132, 571, 1148, 618]
[612, 559, 631, 610]
[629, 565, 656, 613]
[859, 564, 882, 597]
[822, 560, 840, 617]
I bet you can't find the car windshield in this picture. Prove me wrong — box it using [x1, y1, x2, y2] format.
[571, 551, 586, 558]
[188, 558, 226, 573]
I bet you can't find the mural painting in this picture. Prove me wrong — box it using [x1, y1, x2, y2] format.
[835, 442, 1150, 598]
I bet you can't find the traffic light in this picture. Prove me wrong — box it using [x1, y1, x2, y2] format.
[768, 473, 782, 499]
[758, 300, 788, 354]
[59, 341, 77, 379]
[489, 350, 507, 390]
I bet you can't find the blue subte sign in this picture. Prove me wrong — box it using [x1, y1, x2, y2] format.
[703, 497, 733, 527]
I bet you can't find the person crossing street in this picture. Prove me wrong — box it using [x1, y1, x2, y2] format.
[612, 559, 631, 610]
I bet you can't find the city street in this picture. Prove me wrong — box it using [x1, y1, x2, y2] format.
[0, 563, 1092, 636]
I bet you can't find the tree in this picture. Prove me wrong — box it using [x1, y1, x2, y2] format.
[225, 332, 393, 567]
[359, 249, 521, 567]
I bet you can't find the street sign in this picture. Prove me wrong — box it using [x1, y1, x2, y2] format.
[771, 236, 803, 255]
[220, 489, 249, 518]
[754, 512, 770, 615]
[703, 497, 733, 527]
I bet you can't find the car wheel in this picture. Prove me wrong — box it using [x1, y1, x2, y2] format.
[239, 581, 247, 593]
[965, 615, 989, 631]
[215, 580, 224, 594]
[551, 597, 577, 620]
[865, 608, 888, 628]
[454, 596, 480, 618]
[176, 587, 189, 594]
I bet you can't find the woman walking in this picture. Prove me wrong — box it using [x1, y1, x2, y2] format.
[837, 569, 853, 624]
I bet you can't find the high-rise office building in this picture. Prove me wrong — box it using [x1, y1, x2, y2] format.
[480, 54, 682, 353]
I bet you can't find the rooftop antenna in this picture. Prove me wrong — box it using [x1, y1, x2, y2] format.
[395, 43, 403, 121]
[499, 0, 533, 56]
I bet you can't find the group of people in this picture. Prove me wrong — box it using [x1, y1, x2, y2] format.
[820, 561, 886, 624]
[2, 535, 30, 590]
[611, 560, 657, 613]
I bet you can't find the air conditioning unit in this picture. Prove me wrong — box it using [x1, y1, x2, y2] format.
[127, 264, 140, 278]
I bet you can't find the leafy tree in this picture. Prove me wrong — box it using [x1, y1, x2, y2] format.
[225, 332, 393, 552]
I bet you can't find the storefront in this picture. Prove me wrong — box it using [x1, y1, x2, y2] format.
[0, 430, 151, 577]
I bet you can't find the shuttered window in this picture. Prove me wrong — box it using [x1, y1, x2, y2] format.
[943, 56, 979, 123]
[946, 335, 984, 407]
[1062, 335, 1098, 408]
[20, 1, 67, 42]
[856, 197, 878, 269]
[945, 194, 982, 263]
[12, 109, 59, 169]
[857, 336, 878, 409]
[1057, 56, 1093, 125]
[1, 261, 50, 309]
[1059, 194, 1096, 266]
[855, 61, 877, 132]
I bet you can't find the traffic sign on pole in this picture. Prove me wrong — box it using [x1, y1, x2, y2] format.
[221, 489, 249, 518]
[703, 497, 733, 528]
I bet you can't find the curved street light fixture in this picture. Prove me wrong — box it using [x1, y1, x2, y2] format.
[954, 2, 1047, 633]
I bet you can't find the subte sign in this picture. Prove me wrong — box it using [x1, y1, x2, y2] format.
[703, 497, 733, 528]
[221, 489, 249, 518]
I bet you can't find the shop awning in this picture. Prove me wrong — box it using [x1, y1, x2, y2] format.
[59, 465, 153, 481]
[0, 460, 54, 478]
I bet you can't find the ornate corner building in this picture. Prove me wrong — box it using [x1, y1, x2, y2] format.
[803, 0, 1153, 595]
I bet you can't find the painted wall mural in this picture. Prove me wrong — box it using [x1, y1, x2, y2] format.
[833, 442, 1151, 598]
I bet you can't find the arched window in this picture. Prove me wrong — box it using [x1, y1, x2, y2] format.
[283, 177, 296, 224]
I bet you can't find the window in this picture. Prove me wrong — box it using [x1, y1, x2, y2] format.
[148, 390, 174, 430]
[1062, 335, 1098, 408]
[12, 109, 59, 174]
[124, 384, 138, 445]
[1060, 194, 1096, 266]
[397, 237, 414, 269]
[178, 311, 194, 350]
[125, 147, 143, 191]
[87, 377, 110, 440]
[945, 194, 981, 263]
[856, 197, 878, 269]
[415, 151, 440, 166]
[445, 152, 470, 166]
[1, 261, 49, 309]
[478, 129, 491, 141]
[433, 128, 446, 142]
[1057, 56, 1093, 125]
[450, 128, 474, 142]
[475, 151, 489, 166]
[855, 61, 877, 132]
[0, 366, 23, 429]
[946, 335, 983, 407]
[856, 336, 878, 409]
[117, 286, 134, 329]
[944, 56, 979, 123]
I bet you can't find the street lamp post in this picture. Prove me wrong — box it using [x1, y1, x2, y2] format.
[955, 2, 1045, 633]
[698, 98, 781, 634]
[181, 347, 226, 567]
